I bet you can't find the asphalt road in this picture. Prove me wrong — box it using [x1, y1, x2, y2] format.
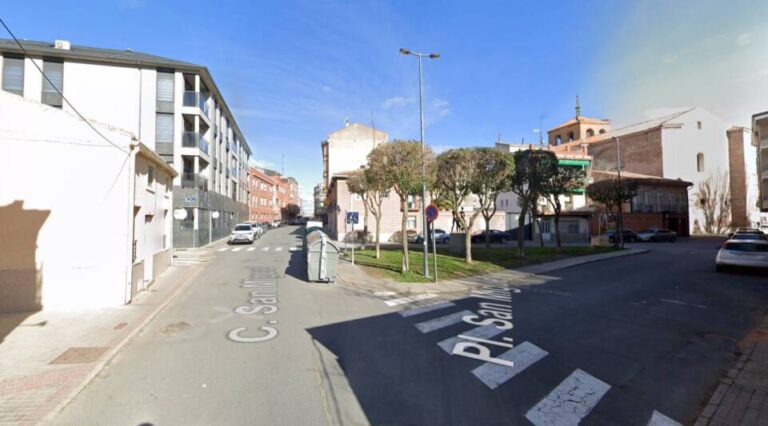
[54, 231, 768, 426]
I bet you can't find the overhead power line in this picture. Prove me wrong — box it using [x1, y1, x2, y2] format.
[0, 17, 130, 154]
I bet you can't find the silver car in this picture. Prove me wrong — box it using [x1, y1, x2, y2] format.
[716, 240, 768, 272]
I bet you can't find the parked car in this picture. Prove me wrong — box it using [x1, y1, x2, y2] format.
[637, 228, 677, 242]
[729, 233, 768, 241]
[411, 229, 450, 244]
[405, 229, 420, 243]
[726, 229, 767, 240]
[230, 223, 255, 244]
[606, 229, 639, 243]
[716, 240, 768, 272]
[471, 230, 512, 243]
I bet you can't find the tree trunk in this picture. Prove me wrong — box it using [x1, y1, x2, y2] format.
[375, 213, 381, 259]
[516, 205, 528, 257]
[362, 200, 369, 250]
[401, 199, 409, 273]
[554, 209, 562, 253]
[532, 208, 544, 247]
[465, 226, 473, 263]
[484, 215, 491, 248]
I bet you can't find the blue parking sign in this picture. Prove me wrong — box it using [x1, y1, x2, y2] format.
[346, 212, 359, 224]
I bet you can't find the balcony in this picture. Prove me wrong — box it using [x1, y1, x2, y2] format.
[182, 132, 209, 156]
[231, 167, 238, 178]
[182, 91, 210, 118]
[181, 172, 208, 190]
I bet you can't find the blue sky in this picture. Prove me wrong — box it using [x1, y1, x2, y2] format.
[2, 1, 766, 203]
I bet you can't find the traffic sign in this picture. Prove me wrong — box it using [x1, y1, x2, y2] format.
[346, 211, 359, 224]
[425, 204, 439, 222]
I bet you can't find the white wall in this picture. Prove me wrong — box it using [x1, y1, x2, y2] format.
[0, 92, 135, 309]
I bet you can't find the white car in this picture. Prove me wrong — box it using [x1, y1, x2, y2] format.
[716, 240, 768, 272]
[230, 224, 255, 244]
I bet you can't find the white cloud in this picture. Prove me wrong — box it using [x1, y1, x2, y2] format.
[662, 55, 679, 64]
[736, 33, 752, 46]
[249, 159, 277, 170]
[381, 96, 415, 109]
[432, 98, 451, 118]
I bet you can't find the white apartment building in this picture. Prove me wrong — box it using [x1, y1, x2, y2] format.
[0, 91, 176, 311]
[752, 111, 768, 230]
[321, 122, 387, 192]
[0, 39, 252, 248]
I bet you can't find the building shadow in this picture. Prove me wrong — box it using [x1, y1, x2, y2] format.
[0, 200, 50, 343]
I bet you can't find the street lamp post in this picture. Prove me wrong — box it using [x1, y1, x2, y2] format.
[615, 137, 624, 248]
[400, 47, 439, 279]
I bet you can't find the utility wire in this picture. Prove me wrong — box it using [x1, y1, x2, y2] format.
[0, 17, 130, 154]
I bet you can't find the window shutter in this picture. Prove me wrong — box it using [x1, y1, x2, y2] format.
[42, 61, 63, 93]
[156, 72, 174, 102]
[2, 57, 24, 95]
[156, 113, 174, 143]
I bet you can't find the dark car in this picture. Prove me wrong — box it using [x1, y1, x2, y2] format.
[606, 229, 638, 243]
[637, 228, 677, 242]
[471, 230, 512, 243]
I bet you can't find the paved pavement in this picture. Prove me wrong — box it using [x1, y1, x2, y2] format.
[24, 232, 768, 425]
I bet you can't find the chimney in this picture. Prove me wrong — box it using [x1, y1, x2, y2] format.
[54, 40, 71, 50]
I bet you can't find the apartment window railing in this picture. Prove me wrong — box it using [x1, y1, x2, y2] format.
[181, 172, 208, 190]
[182, 91, 209, 117]
[182, 132, 209, 155]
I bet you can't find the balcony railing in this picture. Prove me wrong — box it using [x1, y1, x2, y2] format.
[231, 167, 238, 178]
[182, 132, 209, 155]
[182, 91, 209, 117]
[181, 172, 208, 190]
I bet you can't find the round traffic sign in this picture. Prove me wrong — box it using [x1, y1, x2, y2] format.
[173, 208, 188, 220]
[425, 204, 439, 222]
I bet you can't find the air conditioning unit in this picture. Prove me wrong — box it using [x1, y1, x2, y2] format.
[54, 40, 71, 50]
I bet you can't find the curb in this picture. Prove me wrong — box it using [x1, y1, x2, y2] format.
[41, 264, 205, 423]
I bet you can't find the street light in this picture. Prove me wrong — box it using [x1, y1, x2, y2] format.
[400, 47, 439, 279]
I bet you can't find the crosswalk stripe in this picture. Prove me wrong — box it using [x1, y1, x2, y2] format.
[471, 341, 548, 390]
[385, 293, 437, 307]
[414, 310, 473, 333]
[217, 247, 228, 252]
[231, 247, 242, 252]
[246, 247, 256, 252]
[289, 247, 299, 252]
[399, 301, 455, 317]
[275, 247, 283, 252]
[374, 291, 397, 297]
[438, 324, 504, 354]
[525, 369, 610, 426]
[647, 411, 682, 426]
[262, 247, 270, 251]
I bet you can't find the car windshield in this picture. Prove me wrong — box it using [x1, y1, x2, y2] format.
[235, 225, 252, 231]
[732, 234, 767, 240]
[724, 243, 768, 252]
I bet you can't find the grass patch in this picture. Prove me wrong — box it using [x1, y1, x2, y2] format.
[346, 245, 622, 282]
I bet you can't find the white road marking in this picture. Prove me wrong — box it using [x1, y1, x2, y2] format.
[647, 411, 682, 426]
[217, 247, 229, 252]
[471, 341, 549, 390]
[525, 369, 610, 426]
[261, 247, 270, 251]
[414, 310, 473, 333]
[289, 247, 299, 252]
[246, 247, 256, 252]
[385, 293, 437, 307]
[231, 247, 242, 252]
[374, 291, 397, 297]
[275, 247, 283, 252]
[660, 299, 707, 309]
[438, 324, 504, 354]
[399, 301, 456, 318]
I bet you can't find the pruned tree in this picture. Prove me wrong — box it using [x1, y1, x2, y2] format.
[509, 149, 558, 257]
[282, 203, 301, 220]
[435, 148, 480, 263]
[368, 140, 434, 273]
[471, 148, 514, 248]
[357, 162, 392, 259]
[347, 170, 370, 250]
[586, 177, 639, 247]
[693, 171, 731, 235]
[541, 164, 586, 252]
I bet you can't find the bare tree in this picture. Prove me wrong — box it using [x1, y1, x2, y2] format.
[368, 140, 434, 273]
[693, 171, 731, 235]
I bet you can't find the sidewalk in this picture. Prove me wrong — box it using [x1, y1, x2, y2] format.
[695, 314, 768, 426]
[337, 247, 649, 296]
[0, 263, 203, 425]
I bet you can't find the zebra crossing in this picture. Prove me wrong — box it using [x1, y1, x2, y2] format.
[216, 246, 300, 253]
[381, 292, 681, 426]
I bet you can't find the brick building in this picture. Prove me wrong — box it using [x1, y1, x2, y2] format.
[248, 167, 276, 222]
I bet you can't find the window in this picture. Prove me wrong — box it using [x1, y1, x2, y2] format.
[696, 153, 705, 172]
[41, 60, 63, 107]
[2, 56, 24, 95]
[567, 223, 579, 234]
[567, 131, 575, 141]
[599, 129, 606, 134]
[156, 113, 174, 143]
[147, 165, 155, 189]
[407, 215, 417, 229]
[156, 71, 174, 103]
[697, 121, 702, 130]
[555, 135, 562, 145]
[407, 195, 416, 210]
[586, 128, 595, 137]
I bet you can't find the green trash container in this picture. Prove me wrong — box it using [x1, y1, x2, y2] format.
[306, 231, 339, 282]
[303, 226, 324, 252]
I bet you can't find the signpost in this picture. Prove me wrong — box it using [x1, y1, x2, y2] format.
[426, 204, 439, 282]
[347, 211, 359, 265]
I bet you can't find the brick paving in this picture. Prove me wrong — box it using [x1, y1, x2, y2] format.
[696, 316, 768, 426]
[0, 264, 202, 425]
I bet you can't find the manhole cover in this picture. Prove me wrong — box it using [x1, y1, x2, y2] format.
[49, 347, 109, 364]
